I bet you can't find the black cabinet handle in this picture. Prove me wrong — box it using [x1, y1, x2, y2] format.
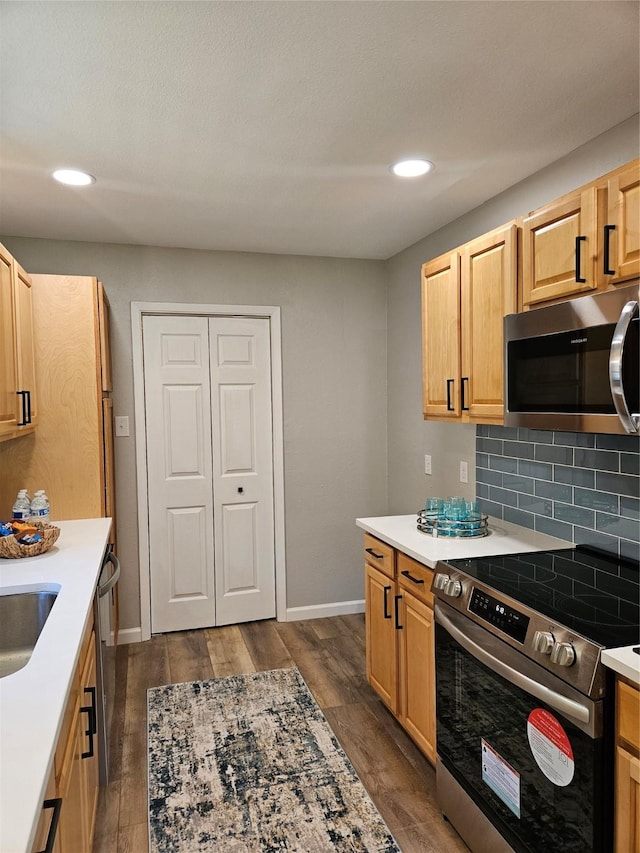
[446, 379, 455, 411]
[81, 685, 97, 759]
[383, 585, 392, 619]
[26, 390, 32, 424]
[16, 390, 27, 426]
[461, 377, 469, 411]
[394, 594, 403, 630]
[401, 569, 424, 585]
[575, 235, 587, 283]
[365, 547, 384, 560]
[603, 224, 616, 275]
[36, 798, 62, 853]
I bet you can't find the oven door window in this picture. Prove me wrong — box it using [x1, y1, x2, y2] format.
[436, 622, 608, 853]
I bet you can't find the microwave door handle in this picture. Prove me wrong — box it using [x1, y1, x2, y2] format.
[435, 604, 590, 727]
[609, 299, 640, 435]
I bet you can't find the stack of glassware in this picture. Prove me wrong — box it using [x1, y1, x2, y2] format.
[417, 496, 488, 538]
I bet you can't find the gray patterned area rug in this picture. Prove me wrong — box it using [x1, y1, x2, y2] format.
[148, 667, 400, 852]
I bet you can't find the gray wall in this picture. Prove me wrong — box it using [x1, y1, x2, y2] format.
[0, 240, 388, 631]
[385, 115, 640, 516]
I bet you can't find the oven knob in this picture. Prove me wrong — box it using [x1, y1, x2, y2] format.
[433, 573, 450, 591]
[550, 641, 576, 667]
[532, 631, 555, 655]
[444, 578, 462, 598]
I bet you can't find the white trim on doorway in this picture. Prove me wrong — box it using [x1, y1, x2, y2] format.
[131, 301, 286, 642]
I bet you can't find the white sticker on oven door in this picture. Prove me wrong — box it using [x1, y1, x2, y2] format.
[481, 739, 521, 818]
[527, 708, 575, 786]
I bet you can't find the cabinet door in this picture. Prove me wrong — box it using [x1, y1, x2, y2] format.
[615, 745, 640, 853]
[97, 281, 113, 393]
[461, 224, 517, 422]
[398, 591, 436, 763]
[56, 701, 85, 853]
[0, 245, 18, 438]
[365, 563, 398, 714]
[79, 634, 99, 850]
[422, 252, 461, 419]
[522, 187, 598, 307]
[606, 162, 640, 287]
[13, 262, 37, 429]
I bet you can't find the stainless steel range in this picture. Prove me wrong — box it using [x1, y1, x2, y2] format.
[432, 545, 639, 853]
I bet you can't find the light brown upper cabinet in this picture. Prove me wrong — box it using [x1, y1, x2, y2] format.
[605, 160, 640, 288]
[521, 159, 639, 309]
[0, 243, 38, 442]
[422, 223, 517, 424]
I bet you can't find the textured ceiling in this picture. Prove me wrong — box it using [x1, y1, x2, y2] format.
[0, 1, 638, 260]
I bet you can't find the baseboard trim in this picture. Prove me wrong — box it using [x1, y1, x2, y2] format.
[117, 626, 143, 645]
[117, 602, 365, 643]
[284, 599, 365, 622]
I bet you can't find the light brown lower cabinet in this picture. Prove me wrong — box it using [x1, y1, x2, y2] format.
[364, 536, 436, 764]
[615, 678, 640, 853]
[32, 623, 99, 853]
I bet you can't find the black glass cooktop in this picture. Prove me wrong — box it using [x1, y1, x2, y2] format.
[443, 545, 640, 649]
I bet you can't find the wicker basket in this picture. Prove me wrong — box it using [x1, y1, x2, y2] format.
[0, 522, 61, 559]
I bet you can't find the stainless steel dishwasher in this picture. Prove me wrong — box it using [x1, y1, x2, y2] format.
[94, 545, 120, 786]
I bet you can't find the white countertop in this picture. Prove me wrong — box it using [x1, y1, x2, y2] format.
[0, 518, 112, 853]
[601, 646, 640, 687]
[356, 514, 572, 567]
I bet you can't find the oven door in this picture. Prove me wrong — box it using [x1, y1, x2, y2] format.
[435, 602, 612, 853]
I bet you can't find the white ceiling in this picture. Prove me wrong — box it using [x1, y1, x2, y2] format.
[1, 1, 638, 260]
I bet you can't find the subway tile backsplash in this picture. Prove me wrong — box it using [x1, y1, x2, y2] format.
[476, 426, 640, 562]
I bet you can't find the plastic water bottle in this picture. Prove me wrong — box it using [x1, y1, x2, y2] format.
[30, 490, 51, 521]
[12, 490, 32, 520]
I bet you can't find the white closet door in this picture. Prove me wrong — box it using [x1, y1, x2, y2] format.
[143, 315, 216, 633]
[209, 317, 275, 625]
[143, 313, 276, 633]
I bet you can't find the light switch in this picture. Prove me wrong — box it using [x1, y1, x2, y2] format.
[115, 416, 130, 437]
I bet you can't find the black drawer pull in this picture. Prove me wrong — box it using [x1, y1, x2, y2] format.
[383, 585, 392, 619]
[603, 224, 616, 275]
[401, 569, 425, 585]
[394, 594, 403, 630]
[575, 235, 587, 283]
[81, 685, 97, 758]
[36, 798, 62, 853]
[446, 379, 455, 411]
[365, 547, 384, 560]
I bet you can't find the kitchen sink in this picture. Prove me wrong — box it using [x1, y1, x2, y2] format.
[0, 590, 58, 678]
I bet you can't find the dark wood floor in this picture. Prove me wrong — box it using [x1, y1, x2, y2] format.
[93, 615, 468, 852]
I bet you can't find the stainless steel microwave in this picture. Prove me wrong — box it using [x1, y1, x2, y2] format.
[504, 282, 639, 435]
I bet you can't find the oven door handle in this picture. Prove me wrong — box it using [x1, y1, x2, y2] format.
[609, 299, 639, 435]
[435, 604, 590, 726]
[98, 551, 120, 598]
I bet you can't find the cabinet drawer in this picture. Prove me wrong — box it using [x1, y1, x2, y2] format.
[363, 534, 395, 579]
[618, 679, 640, 752]
[397, 552, 434, 608]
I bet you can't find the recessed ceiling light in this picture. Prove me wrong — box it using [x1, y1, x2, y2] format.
[52, 168, 96, 186]
[391, 159, 433, 178]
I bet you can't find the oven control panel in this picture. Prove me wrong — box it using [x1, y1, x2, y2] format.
[468, 587, 529, 644]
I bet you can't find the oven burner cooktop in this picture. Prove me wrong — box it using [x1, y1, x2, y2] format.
[440, 545, 639, 650]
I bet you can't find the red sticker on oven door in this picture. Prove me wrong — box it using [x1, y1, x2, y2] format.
[527, 708, 575, 786]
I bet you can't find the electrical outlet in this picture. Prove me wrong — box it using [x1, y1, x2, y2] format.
[459, 461, 468, 484]
[424, 454, 432, 475]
